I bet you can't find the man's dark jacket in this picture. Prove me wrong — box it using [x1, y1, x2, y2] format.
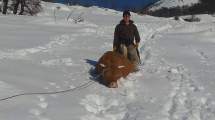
[114, 20, 140, 48]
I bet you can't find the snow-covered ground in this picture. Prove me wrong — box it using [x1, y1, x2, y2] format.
[149, 0, 199, 11]
[1, 2, 215, 120]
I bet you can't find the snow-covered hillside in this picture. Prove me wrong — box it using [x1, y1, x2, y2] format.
[149, 0, 199, 11]
[1, 2, 215, 120]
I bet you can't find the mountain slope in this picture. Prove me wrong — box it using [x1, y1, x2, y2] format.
[149, 0, 199, 11]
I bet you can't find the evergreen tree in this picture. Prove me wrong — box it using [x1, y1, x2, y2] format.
[200, 0, 215, 13]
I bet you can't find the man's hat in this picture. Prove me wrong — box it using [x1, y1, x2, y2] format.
[123, 10, 131, 17]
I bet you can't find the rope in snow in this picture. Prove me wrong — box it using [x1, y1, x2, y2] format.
[0, 75, 99, 102]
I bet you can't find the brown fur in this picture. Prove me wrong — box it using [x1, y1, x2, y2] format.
[96, 51, 134, 88]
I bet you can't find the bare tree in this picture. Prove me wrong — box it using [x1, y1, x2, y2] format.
[2, 0, 42, 15]
[2, 0, 9, 14]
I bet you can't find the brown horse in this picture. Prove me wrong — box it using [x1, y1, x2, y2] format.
[96, 51, 134, 88]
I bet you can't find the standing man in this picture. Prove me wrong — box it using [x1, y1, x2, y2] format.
[113, 10, 141, 71]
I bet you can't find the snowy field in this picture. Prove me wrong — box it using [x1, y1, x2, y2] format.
[1, 2, 215, 120]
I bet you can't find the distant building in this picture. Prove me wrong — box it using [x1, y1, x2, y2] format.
[54, 0, 159, 11]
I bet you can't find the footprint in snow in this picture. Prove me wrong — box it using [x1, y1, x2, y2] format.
[80, 94, 126, 120]
[37, 95, 49, 109]
[48, 82, 61, 90]
[29, 109, 42, 116]
[29, 108, 50, 120]
[29, 95, 50, 120]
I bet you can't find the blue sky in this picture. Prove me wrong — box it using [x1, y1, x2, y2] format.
[56, 0, 159, 11]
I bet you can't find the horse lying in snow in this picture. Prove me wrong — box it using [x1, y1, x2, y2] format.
[96, 51, 134, 88]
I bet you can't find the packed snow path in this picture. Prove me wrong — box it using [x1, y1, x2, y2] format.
[1, 2, 215, 120]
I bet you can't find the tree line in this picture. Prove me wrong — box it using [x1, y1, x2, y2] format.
[139, 0, 215, 17]
[1, 0, 42, 15]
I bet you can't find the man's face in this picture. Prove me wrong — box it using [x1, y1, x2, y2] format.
[123, 15, 130, 23]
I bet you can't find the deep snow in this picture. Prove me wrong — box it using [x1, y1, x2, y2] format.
[0, 2, 215, 120]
